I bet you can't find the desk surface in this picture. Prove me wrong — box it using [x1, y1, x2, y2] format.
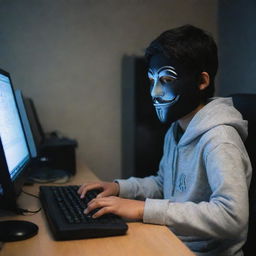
[0, 164, 195, 256]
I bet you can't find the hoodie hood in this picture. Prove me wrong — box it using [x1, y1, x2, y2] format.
[179, 97, 248, 146]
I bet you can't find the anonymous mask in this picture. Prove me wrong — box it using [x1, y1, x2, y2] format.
[148, 53, 201, 123]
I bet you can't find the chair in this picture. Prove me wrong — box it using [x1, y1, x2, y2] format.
[231, 94, 256, 256]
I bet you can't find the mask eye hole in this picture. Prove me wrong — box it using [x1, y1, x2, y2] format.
[160, 76, 175, 84]
[148, 77, 154, 84]
[147, 75, 154, 86]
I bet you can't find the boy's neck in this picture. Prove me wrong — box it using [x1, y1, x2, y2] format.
[178, 103, 205, 131]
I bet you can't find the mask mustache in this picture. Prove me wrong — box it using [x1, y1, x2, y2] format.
[153, 95, 180, 106]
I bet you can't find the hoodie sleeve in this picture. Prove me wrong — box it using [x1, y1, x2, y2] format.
[115, 158, 164, 200]
[143, 142, 251, 239]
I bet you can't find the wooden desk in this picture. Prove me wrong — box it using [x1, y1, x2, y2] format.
[0, 164, 195, 256]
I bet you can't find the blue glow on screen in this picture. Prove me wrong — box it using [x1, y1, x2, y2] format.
[0, 74, 30, 180]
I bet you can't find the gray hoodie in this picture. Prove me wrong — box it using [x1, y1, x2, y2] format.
[117, 97, 252, 256]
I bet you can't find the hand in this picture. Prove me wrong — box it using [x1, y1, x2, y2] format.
[77, 181, 119, 199]
[84, 196, 145, 220]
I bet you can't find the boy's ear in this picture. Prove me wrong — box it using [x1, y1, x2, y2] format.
[199, 72, 210, 91]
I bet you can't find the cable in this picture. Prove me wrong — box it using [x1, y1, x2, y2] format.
[15, 189, 42, 215]
[21, 189, 39, 199]
[16, 207, 41, 215]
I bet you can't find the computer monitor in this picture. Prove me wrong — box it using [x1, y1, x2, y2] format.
[23, 97, 45, 149]
[15, 90, 38, 158]
[0, 68, 32, 211]
[14, 90, 72, 183]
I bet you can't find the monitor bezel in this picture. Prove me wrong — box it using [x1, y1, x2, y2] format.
[0, 68, 32, 211]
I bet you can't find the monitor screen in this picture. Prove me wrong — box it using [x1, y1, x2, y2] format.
[0, 73, 30, 179]
[0, 68, 32, 211]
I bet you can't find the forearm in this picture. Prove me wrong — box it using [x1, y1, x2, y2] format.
[115, 175, 163, 200]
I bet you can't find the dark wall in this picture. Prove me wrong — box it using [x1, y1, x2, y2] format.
[218, 0, 256, 96]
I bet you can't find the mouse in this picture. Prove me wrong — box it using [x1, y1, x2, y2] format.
[0, 220, 38, 242]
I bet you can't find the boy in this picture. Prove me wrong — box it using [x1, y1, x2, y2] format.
[78, 25, 252, 256]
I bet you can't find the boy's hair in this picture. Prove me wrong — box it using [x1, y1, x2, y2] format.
[145, 24, 218, 99]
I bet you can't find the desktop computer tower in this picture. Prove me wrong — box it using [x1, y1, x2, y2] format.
[121, 55, 168, 178]
[40, 136, 78, 175]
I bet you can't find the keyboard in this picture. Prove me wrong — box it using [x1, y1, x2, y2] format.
[39, 185, 128, 240]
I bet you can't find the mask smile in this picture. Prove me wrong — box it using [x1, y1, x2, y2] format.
[153, 95, 180, 107]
